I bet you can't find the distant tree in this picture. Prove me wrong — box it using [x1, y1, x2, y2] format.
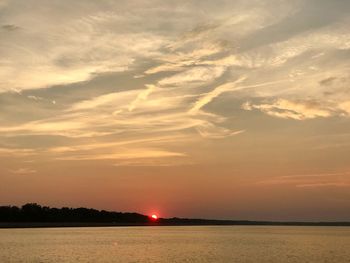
[0, 203, 150, 223]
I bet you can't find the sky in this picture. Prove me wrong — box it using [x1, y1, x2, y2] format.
[0, 0, 350, 221]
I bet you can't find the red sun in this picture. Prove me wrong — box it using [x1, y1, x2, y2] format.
[151, 214, 158, 220]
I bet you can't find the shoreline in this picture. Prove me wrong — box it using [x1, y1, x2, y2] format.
[1, 221, 350, 229]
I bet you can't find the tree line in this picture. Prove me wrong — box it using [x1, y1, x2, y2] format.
[0, 203, 149, 223]
[1, 203, 349, 226]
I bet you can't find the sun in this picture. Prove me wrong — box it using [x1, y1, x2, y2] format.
[151, 214, 158, 220]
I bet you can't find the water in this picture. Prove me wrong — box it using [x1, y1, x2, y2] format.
[0, 226, 349, 262]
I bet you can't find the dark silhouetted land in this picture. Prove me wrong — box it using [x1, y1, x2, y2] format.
[0, 203, 349, 228]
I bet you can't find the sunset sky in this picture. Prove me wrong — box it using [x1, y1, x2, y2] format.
[1, 0, 350, 221]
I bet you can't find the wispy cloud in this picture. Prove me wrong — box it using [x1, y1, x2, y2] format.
[0, 148, 36, 157]
[158, 66, 225, 87]
[259, 171, 350, 188]
[296, 182, 350, 188]
[189, 77, 246, 114]
[9, 168, 37, 175]
[55, 148, 186, 161]
[242, 99, 333, 120]
[1, 0, 350, 171]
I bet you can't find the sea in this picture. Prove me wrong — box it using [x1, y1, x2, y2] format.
[0, 226, 349, 262]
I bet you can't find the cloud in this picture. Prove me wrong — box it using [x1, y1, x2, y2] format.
[0, 2, 169, 93]
[0, 117, 91, 137]
[296, 182, 350, 188]
[319, 77, 337, 86]
[145, 42, 224, 75]
[9, 168, 37, 174]
[112, 158, 193, 167]
[196, 123, 245, 139]
[158, 66, 225, 87]
[70, 90, 141, 111]
[0, 147, 36, 157]
[55, 148, 186, 161]
[48, 135, 189, 153]
[189, 77, 246, 114]
[242, 99, 334, 120]
[339, 101, 350, 115]
[1, 0, 350, 171]
[259, 171, 350, 188]
[128, 85, 156, 112]
[1, 24, 20, 31]
[239, 0, 350, 52]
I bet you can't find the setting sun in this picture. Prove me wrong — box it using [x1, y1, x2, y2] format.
[151, 214, 158, 220]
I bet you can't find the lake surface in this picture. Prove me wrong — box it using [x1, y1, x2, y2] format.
[0, 226, 349, 262]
